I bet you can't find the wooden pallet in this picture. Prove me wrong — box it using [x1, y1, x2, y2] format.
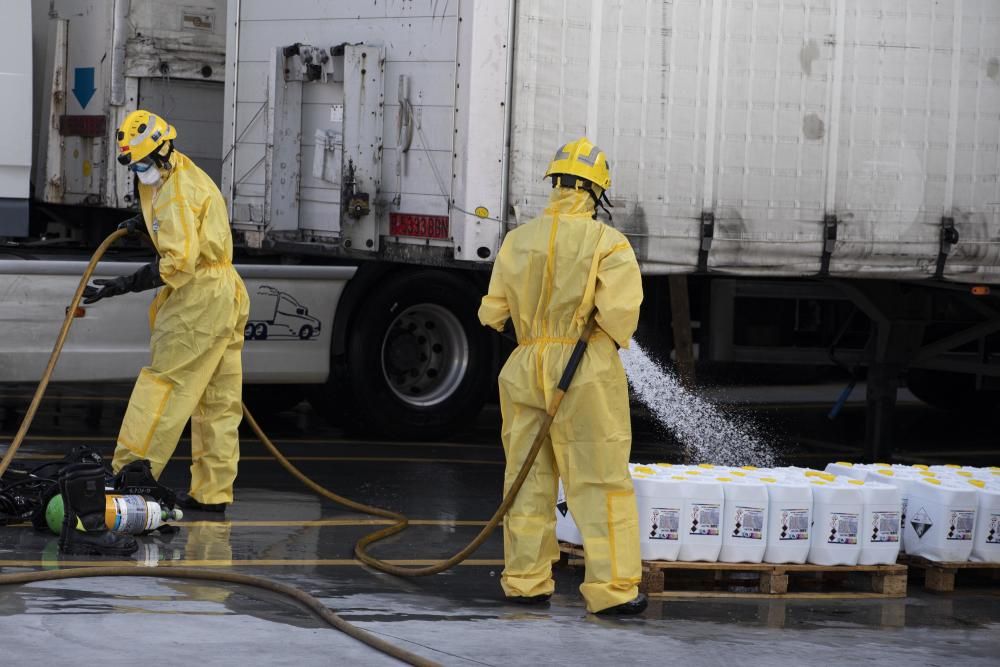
[558, 543, 907, 599]
[901, 555, 1000, 593]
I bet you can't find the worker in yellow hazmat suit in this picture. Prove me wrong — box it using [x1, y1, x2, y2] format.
[479, 138, 646, 614]
[83, 110, 250, 512]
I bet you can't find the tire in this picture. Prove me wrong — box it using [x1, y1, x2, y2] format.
[906, 369, 1000, 412]
[299, 324, 314, 340]
[244, 323, 256, 340]
[319, 270, 492, 440]
[255, 323, 268, 340]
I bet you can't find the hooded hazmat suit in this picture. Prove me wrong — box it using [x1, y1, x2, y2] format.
[111, 151, 250, 505]
[478, 186, 643, 613]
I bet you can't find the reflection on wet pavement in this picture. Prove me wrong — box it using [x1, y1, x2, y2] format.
[0, 384, 997, 665]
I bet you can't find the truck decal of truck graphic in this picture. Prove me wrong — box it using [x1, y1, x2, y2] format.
[245, 286, 321, 341]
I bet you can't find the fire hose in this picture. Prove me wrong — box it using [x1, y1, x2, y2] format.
[0, 230, 600, 665]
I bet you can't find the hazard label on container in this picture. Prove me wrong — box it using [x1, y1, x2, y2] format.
[827, 512, 859, 545]
[910, 507, 933, 539]
[650, 507, 680, 541]
[987, 514, 1000, 544]
[779, 509, 810, 541]
[556, 486, 568, 517]
[690, 503, 720, 536]
[946, 510, 975, 541]
[732, 506, 764, 540]
[870, 511, 900, 543]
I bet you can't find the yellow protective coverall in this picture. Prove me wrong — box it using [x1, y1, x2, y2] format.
[112, 151, 250, 505]
[478, 187, 644, 612]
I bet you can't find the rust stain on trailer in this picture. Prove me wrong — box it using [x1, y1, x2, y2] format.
[803, 113, 825, 141]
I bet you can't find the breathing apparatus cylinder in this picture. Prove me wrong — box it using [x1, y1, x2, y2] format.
[45, 494, 183, 535]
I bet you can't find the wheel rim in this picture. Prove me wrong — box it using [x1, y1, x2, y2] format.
[380, 304, 469, 408]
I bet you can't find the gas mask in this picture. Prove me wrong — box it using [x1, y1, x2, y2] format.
[131, 160, 162, 186]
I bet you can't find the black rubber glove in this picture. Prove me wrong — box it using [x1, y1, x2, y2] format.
[83, 260, 165, 304]
[116, 215, 144, 236]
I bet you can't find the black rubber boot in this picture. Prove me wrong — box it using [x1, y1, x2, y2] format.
[505, 593, 552, 606]
[595, 593, 648, 616]
[176, 491, 227, 513]
[59, 463, 138, 557]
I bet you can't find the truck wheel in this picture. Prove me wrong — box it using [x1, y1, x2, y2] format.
[339, 270, 492, 440]
[906, 369, 1000, 412]
[299, 324, 314, 340]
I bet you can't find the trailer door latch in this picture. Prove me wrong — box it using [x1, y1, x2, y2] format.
[935, 216, 959, 279]
[820, 214, 838, 276]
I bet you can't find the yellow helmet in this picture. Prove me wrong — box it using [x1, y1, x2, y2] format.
[116, 110, 177, 166]
[543, 137, 612, 191]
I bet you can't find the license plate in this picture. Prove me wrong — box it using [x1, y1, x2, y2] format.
[389, 213, 450, 240]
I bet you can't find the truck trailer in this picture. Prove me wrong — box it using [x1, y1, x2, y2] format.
[4, 0, 1000, 457]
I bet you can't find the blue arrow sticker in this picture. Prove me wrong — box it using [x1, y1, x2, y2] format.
[72, 67, 96, 109]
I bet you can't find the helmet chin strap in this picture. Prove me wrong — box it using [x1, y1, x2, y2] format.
[594, 191, 614, 222]
[550, 175, 614, 222]
[149, 141, 175, 171]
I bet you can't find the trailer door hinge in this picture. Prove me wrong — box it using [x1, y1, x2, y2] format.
[697, 211, 715, 273]
[820, 214, 838, 276]
[935, 216, 959, 280]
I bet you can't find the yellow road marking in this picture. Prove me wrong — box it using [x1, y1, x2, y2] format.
[1, 518, 490, 529]
[0, 559, 505, 568]
[0, 394, 129, 402]
[0, 434, 497, 450]
[2, 453, 503, 465]
[182, 519, 490, 527]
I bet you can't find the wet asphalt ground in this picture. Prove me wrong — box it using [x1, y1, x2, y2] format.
[0, 382, 997, 666]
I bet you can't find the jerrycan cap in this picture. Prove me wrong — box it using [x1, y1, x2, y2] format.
[876, 469, 894, 477]
[847, 479, 865, 486]
[633, 466, 656, 475]
[968, 480, 986, 489]
[834, 461, 853, 467]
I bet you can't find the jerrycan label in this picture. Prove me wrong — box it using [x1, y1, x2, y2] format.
[732, 506, 764, 540]
[946, 510, 975, 541]
[869, 511, 900, 543]
[689, 503, 720, 536]
[779, 509, 810, 541]
[826, 512, 859, 545]
[986, 514, 1000, 544]
[649, 507, 680, 541]
[556, 485, 569, 518]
